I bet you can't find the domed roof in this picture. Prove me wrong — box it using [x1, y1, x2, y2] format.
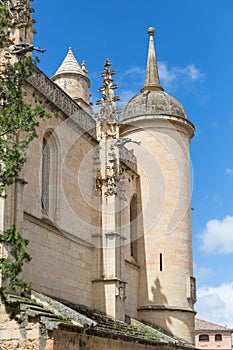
[121, 27, 188, 123]
[122, 90, 187, 121]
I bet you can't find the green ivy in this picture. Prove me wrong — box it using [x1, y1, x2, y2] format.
[0, 3, 51, 197]
[0, 3, 50, 318]
[0, 4, 12, 49]
[0, 226, 32, 319]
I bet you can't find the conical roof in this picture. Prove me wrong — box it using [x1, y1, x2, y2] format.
[53, 47, 85, 77]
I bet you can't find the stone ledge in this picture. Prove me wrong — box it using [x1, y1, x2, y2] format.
[26, 65, 96, 140]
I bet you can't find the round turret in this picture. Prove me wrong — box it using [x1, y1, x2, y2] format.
[52, 48, 92, 114]
[120, 27, 195, 344]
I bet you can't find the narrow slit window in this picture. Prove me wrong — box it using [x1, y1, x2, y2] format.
[130, 195, 137, 259]
[160, 253, 163, 271]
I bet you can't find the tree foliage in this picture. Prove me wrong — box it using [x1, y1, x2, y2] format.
[0, 3, 12, 49]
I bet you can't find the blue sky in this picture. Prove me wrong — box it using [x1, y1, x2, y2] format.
[32, 0, 233, 327]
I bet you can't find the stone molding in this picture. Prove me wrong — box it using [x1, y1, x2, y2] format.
[138, 305, 196, 314]
[120, 114, 195, 139]
[119, 146, 137, 173]
[26, 66, 96, 139]
[24, 211, 94, 248]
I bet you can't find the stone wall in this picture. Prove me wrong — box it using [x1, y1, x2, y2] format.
[22, 215, 94, 306]
[1, 70, 100, 307]
[48, 329, 181, 350]
[124, 259, 139, 319]
[0, 304, 41, 350]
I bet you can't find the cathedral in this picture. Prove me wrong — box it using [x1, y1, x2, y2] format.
[0, 1, 197, 349]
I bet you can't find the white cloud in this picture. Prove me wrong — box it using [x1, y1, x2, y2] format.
[158, 61, 204, 89]
[119, 62, 204, 93]
[91, 62, 204, 110]
[121, 66, 145, 77]
[157, 62, 176, 85]
[196, 283, 233, 327]
[186, 64, 202, 81]
[226, 168, 233, 175]
[200, 215, 233, 255]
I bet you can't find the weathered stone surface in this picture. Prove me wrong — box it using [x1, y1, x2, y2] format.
[0, 7, 196, 347]
[122, 90, 188, 121]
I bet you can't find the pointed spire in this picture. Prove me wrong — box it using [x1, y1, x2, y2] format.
[96, 59, 120, 139]
[53, 47, 85, 77]
[141, 27, 164, 93]
[96, 58, 120, 107]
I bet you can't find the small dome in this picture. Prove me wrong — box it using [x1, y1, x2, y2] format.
[122, 90, 187, 121]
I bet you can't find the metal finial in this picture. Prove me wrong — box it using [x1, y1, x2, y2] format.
[148, 27, 155, 36]
[82, 60, 88, 74]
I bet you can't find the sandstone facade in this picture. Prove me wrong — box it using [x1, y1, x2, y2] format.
[0, 3, 196, 348]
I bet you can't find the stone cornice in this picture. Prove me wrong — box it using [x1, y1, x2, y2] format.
[120, 114, 195, 139]
[125, 258, 140, 269]
[24, 211, 94, 248]
[26, 65, 96, 139]
[119, 146, 138, 174]
[138, 305, 196, 314]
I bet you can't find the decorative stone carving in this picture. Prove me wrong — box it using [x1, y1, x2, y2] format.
[116, 281, 126, 299]
[26, 66, 96, 139]
[96, 58, 120, 141]
[9, 0, 32, 27]
[94, 59, 138, 197]
[119, 146, 137, 173]
[190, 276, 196, 303]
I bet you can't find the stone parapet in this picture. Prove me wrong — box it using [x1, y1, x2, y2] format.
[26, 66, 96, 139]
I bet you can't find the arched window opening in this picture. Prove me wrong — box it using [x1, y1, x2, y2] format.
[41, 136, 50, 212]
[41, 130, 60, 221]
[130, 195, 137, 259]
[199, 334, 209, 342]
[215, 334, 222, 341]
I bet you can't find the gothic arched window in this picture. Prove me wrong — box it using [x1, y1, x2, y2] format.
[41, 136, 50, 212]
[41, 130, 60, 221]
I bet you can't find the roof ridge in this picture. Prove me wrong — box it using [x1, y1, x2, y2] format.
[195, 318, 232, 331]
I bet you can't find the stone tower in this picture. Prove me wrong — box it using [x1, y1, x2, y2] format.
[0, 0, 36, 66]
[120, 28, 196, 343]
[8, 0, 36, 46]
[52, 47, 92, 114]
